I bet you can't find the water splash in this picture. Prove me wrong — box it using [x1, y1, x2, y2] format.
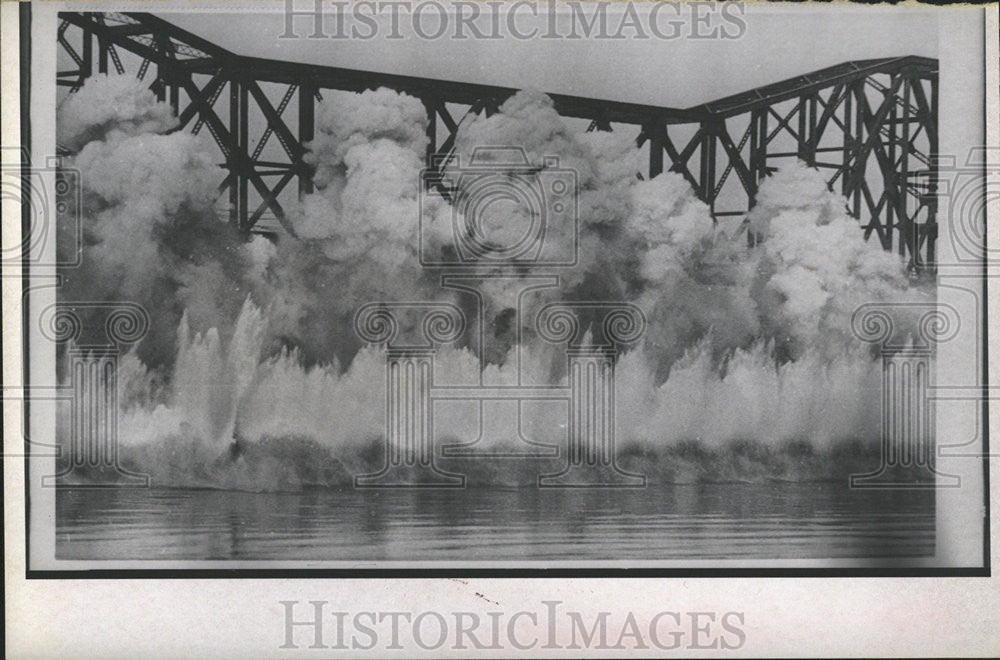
[54, 77, 915, 491]
[63, 299, 887, 491]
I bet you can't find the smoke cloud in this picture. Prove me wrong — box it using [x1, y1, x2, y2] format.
[55, 75, 924, 489]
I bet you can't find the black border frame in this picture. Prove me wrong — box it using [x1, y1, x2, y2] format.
[16, 3, 992, 579]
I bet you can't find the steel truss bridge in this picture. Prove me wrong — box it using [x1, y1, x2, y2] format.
[57, 12, 939, 272]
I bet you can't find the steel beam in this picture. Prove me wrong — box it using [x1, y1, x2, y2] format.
[56, 11, 939, 272]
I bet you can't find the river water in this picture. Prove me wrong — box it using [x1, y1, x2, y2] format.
[56, 482, 933, 562]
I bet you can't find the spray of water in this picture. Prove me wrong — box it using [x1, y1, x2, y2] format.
[55, 74, 926, 490]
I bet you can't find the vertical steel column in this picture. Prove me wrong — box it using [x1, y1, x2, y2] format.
[798, 94, 818, 164]
[699, 122, 717, 211]
[423, 98, 437, 168]
[298, 82, 315, 198]
[851, 81, 865, 220]
[757, 107, 768, 179]
[796, 95, 808, 160]
[154, 63, 167, 102]
[152, 30, 167, 103]
[747, 109, 766, 246]
[238, 79, 249, 231]
[97, 34, 108, 74]
[646, 121, 665, 179]
[228, 78, 241, 226]
[169, 81, 179, 116]
[808, 94, 818, 162]
[886, 79, 898, 253]
[748, 109, 762, 194]
[926, 74, 938, 267]
[842, 86, 853, 196]
[81, 26, 93, 80]
[899, 77, 913, 266]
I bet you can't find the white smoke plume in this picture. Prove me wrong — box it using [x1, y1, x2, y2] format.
[58, 73, 177, 151]
[749, 160, 919, 359]
[55, 76, 927, 489]
[59, 76, 266, 364]
[264, 88, 440, 364]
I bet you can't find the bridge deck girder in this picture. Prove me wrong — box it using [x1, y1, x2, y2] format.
[56, 11, 938, 273]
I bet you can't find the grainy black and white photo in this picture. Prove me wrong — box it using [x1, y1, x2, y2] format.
[10, 1, 991, 575]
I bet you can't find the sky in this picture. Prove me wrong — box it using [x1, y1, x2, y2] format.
[163, 3, 940, 108]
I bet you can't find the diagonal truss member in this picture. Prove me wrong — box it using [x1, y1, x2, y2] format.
[56, 11, 939, 273]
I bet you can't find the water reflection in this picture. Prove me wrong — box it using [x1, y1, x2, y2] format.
[56, 483, 934, 562]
